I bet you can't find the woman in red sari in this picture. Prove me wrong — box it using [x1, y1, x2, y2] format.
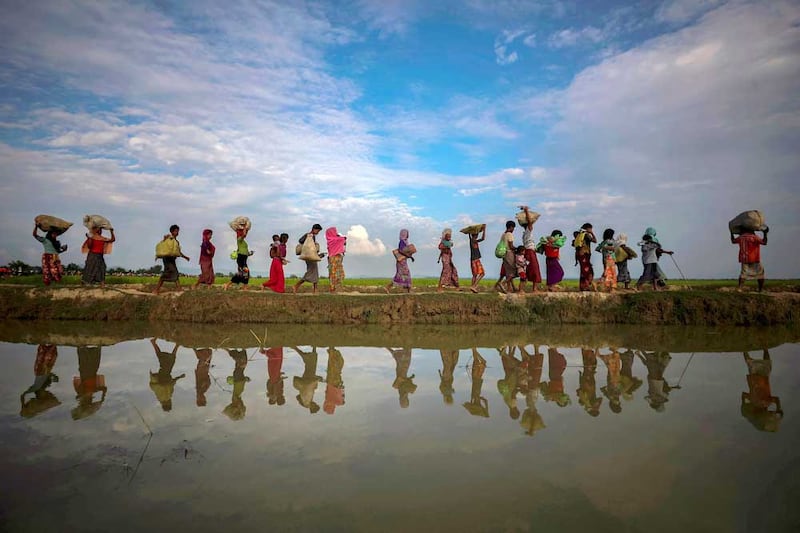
[193, 229, 215, 289]
[262, 233, 288, 293]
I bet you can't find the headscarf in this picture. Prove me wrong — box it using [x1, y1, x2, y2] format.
[645, 227, 659, 244]
[202, 229, 213, 240]
[326, 227, 346, 257]
[440, 228, 453, 248]
[398, 229, 409, 250]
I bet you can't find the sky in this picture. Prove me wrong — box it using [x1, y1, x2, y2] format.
[0, 0, 798, 280]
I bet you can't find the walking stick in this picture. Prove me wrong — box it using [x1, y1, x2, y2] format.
[669, 254, 690, 289]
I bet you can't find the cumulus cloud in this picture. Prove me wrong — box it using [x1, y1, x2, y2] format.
[344, 225, 387, 256]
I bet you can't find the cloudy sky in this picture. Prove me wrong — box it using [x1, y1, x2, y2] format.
[1, 0, 798, 279]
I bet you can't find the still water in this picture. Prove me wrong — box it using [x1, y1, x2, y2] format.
[1, 321, 799, 532]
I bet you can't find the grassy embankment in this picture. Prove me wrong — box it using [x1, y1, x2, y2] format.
[1, 282, 798, 327]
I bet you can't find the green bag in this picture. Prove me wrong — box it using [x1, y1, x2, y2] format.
[494, 236, 507, 259]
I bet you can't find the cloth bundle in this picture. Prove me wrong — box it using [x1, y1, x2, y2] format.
[515, 210, 540, 226]
[459, 224, 485, 235]
[35, 214, 73, 235]
[729, 210, 767, 234]
[155, 236, 181, 258]
[299, 235, 322, 262]
[229, 216, 252, 232]
[83, 214, 113, 230]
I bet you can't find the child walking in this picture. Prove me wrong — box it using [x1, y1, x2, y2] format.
[514, 245, 527, 292]
[468, 225, 486, 293]
[614, 233, 636, 289]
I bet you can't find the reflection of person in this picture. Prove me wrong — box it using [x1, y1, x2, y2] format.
[72, 346, 108, 420]
[20, 344, 61, 418]
[149, 339, 185, 412]
[261, 346, 286, 406]
[741, 350, 783, 432]
[519, 345, 545, 436]
[542, 347, 571, 407]
[323, 347, 345, 414]
[497, 345, 521, 420]
[619, 349, 643, 401]
[223, 349, 250, 420]
[292, 346, 323, 413]
[438, 349, 459, 405]
[387, 347, 417, 408]
[193, 348, 212, 407]
[599, 348, 623, 413]
[463, 348, 488, 417]
[637, 350, 673, 412]
[577, 348, 602, 417]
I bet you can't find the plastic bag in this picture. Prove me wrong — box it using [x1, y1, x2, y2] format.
[35, 214, 73, 234]
[155, 237, 181, 258]
[229, 216, 251, 232]
[83, 214, 113, 230]
[494, 236, 507, 259]
[729, 210, 766, 234]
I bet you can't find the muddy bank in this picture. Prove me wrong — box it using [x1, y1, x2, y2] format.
[1, 285, 798, 328]
[1, 319, 798, 353]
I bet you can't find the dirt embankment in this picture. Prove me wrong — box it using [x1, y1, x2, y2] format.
[0, 285, 798, 327]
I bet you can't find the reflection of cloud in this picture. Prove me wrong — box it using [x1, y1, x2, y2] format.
[345, 225, 387, 257]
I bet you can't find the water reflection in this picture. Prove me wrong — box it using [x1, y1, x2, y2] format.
[20, 344, 60, 418]
[223, 349, 250, 421]
[73, 345, 107, 420]
[293, 346, 322, 414]
[742, 349, 783, 432]
[4, 330, 792, 436]
[388, 347, 417, 408]
[149, 339, 184, 412]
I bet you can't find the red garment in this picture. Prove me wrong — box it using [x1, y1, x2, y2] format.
[734, 233, 764, 264]
[524, 248, 542, 283]
[263, 257, 285, 293]
[88, 237, 106, 254]
[544, 243, 560, 259]
[265, 347, 284, 382]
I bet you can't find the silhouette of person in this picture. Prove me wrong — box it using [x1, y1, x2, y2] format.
[261, 346, 286, 406]
[387, 347, 417, 408]
[223, 348, 250, 420]
[438, 349, 459, 406]
[577, 348, 602, 417]
[194, 348, 212, 407]
[323, 347, 345, 415]
[637, 350, 672, 412]
[599, 348, 623, 414]
[20, 344, 61, 418]
[542, 347, 571, 407]
[293, 346, 323, 413]
[463, 348, 489, 418]
[72, 345, 107, 420]
[149, 339, 185, 412]
[519, 345, 545, 436]
[497, 345, 522, 420]
[620, 348, 643, 402]
[741, 349, 783, 432]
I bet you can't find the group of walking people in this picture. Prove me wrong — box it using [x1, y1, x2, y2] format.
[31, 206, 770, 292]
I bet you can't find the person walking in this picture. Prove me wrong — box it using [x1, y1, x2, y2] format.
[293, 224, 325, 294]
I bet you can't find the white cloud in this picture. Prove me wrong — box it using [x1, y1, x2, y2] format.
[494, 29, 531, 65]
[344, 225, 387, 256]
[547, 26, 606, 48]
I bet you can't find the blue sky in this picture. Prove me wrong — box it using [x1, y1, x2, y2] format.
[0, 0, 798, 279]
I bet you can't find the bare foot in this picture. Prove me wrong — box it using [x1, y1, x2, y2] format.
[384, 286, 390, 294]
